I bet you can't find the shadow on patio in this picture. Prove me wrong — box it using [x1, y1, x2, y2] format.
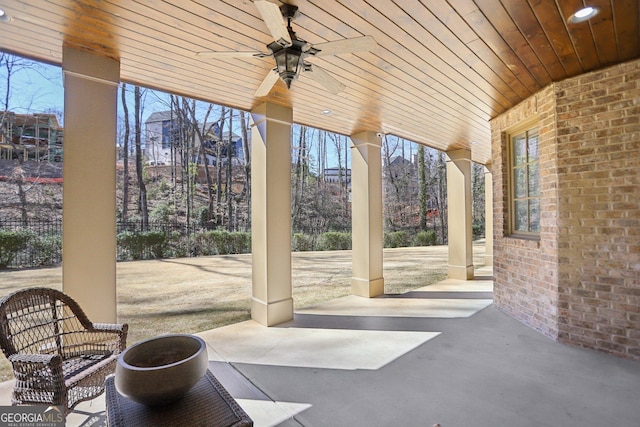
[200, 268, 640, 427]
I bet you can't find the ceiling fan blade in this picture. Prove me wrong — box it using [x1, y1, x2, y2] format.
[196, 51, 268, 58]
[255, 69, 280, 97]
[254, 0, 292, 47]
[304, 65, 346, 94]
[312, 36, 377, 57]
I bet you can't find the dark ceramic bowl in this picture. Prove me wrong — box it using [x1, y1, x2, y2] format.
[115, 334, 208, 406]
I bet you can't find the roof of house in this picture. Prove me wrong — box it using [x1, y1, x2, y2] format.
[145, 111, 174, 123]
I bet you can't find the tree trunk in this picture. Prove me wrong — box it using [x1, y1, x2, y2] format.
[292, 125, 306, 229]
[134, 86, 148, 230]
[437, 151, 447, 243]
[226, 109, 233, 230]
[216, 107, 225, 227]
[239, 110, 251, 231]
[189, 102, 215, 229]
[418, 145, 427, 231]
[121, 83, 130, 223]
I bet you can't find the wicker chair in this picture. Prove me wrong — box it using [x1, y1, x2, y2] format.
[0, 287, 128, 415]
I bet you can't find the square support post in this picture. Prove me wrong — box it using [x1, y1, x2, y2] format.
[250, 103, 294, 326]
[62, 47, 120, 322]
[446, 149, 474, 280]
[350, 131, 384, 297]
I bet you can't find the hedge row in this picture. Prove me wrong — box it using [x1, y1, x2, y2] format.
[0, 230, 61, 269]
[0, 228, 442, 268]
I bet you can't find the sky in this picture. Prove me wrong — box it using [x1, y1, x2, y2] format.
[0, 56, 64, 115]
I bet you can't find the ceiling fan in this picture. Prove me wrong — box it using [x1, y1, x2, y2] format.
[196, 1, 377, 97]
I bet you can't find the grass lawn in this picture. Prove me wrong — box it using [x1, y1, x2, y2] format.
[0, 243, 486, 381]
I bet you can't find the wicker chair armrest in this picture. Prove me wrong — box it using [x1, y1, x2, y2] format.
[8, 353, 65, 406]
[9, 353, 62, 367]
[87, 322, 128, 353]
[90, 322, 127, 334]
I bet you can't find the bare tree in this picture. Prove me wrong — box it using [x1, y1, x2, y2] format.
[120, 83, 130, 223]
[292, 125, 307, 228]
[226, 109, 234, 230]
[239, 110, 251, 230]
[184, 100, 216, 228]
[134, 86, 149, 229]
[418, 144, 427, 231]
[215, 106, 226, 227]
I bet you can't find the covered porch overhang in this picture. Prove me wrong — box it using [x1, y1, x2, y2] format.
[0, 1, 638, 355]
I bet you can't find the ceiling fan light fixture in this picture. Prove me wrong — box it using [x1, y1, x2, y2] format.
[271, 43, 304, 89]
[568, 6, 599, 24]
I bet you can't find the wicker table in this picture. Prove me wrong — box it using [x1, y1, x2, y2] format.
[105, 370, 253, 427]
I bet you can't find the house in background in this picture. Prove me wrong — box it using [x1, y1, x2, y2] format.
[201, 123, 244, 167]
[0, 112, 63, 162]
[144, 111, 243, 166]
[144, 111, 174, 165]
[322, 167, 351, 186]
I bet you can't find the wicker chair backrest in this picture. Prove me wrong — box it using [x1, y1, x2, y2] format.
[0, 288, 94, 359]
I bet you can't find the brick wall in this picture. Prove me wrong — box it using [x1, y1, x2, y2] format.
[555, 60, 640, 359]
[491, 85, 560, 340]
[491, 58, 640, 360]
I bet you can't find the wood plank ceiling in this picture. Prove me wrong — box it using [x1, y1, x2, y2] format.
[0, 0, 638, 164]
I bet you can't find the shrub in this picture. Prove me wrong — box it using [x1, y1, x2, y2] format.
[472, 222, 485, 239]
[207, 230, 231, 255]
[195, 206, 212, 230]
[384, 231, 411, 248]
[194, 231, 215, 256]
[413, 230, 437, 246]
[229, 231, 251, 254]
[0, 230, 33, 269]
[149, 202, 172, 223]
[200, 230, 251, 255]
[31, 234, 62, 266]
[319, 231, 351, 251]
[144, 231, 168, 258]
[118, 231, 144, 260]
[292, 233, 313, 252]
[169, 232, 196, 258]
[117, 231, 167, 260]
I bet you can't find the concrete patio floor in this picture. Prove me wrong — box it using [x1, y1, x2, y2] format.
[2, 266, 639, 426]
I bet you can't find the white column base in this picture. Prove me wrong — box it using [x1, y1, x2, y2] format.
[448, 264, 475, 280]
[485, 254, 494, 267]
[351, 277, 385, 298]
[251, 298, 294, 326]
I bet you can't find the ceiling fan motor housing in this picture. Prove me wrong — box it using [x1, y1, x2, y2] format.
[280, 4, 300, 21]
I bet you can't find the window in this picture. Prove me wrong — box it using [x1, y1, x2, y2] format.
[161, 120, 172, 149]
[510, 126, 540, 235]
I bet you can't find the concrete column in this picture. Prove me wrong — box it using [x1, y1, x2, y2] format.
[250, 103, 294, 326]
[484, 164, 493, 267]
[62, 47, 119, 322]
[446, 149, 474, 280]
[350, 131, 384, 297]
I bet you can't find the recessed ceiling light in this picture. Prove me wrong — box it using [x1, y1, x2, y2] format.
[0, 8, 10, 22]
[568, 6, 599, 24]
[321, 109, 331, 115]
